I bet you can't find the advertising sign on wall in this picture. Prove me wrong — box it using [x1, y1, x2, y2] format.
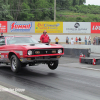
[0, 21, 7, 33]
[8, 21, 35, 33]
[35, 22, 63, 33]
[91, 22, 100, 33]
[63, 22, 91, 33]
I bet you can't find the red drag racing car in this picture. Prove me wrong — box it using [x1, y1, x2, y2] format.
[0, 36, 64, 73]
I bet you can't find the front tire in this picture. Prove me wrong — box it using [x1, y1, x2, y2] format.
[10, 55, 21, 73]
[48, 60, 58, 70]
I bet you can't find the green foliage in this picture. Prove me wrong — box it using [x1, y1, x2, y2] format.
[0, 0, 99, 22]
[0, 0, 13, 21]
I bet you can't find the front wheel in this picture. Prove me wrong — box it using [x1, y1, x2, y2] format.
[48, 60, 58, 70]
[10, 55, 21, 73]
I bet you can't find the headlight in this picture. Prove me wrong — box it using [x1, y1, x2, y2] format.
[28, 50, 32, 55]
[58, 49, 62, 54]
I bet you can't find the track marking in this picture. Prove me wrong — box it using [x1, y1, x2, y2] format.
[0, 85, 35, 100]
[79, 67, 100, 71]
[59, 64, 100, 71]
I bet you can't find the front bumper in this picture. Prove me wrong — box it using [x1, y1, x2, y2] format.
[20, 56, 61, 63]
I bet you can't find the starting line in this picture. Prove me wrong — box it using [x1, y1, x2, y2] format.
[0, 85, 35, 100]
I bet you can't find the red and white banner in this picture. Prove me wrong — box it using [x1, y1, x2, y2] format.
[0, 21, 7, 33]
[91, 22, 100, 33]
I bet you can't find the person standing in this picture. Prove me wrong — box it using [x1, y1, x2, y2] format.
[0, 32, 4, 38]
[84, 36, 87, 45]
[66, 36, 69, 44]
[40, 30, 50, 43]
[75, 37, 78, 44]
[96, 36, 98, 45]
[1, 32, 3, 36]
[93, 36, 96, 45]
[55, 37, 59, 44]
[78, 37, 81, 44]
[88, 36, 91, 45]
[71, 38, 74, 45]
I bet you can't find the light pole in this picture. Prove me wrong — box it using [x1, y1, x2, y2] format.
[54, 0, 56, 22]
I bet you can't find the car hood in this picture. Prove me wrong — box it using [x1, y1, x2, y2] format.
[14, 43, 63, 49]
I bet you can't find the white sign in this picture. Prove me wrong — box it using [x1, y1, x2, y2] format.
[63, 22, 91, 33]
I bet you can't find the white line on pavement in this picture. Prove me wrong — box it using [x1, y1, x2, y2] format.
[0, 85, 35, 100]
[59, 64, 100, 71]
[79, 67, 100, 71]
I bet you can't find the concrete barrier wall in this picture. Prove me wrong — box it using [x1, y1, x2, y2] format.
[61, 44, 100, 53]
[63, 48, 90, 57]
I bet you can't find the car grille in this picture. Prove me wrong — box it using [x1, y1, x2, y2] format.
[31, 48, 63, 55]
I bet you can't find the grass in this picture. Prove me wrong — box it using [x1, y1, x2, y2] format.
[56, 10, 100, 22]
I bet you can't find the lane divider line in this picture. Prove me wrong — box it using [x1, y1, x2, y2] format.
[59, 64, 100, 71]
[0, 85, 36, 100]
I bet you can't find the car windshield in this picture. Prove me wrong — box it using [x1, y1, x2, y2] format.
[6, 37, 39, 45]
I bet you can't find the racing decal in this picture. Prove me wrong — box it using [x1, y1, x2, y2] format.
[0, 51, 9, 53]
[8, 21, 35, 33]
[0, 55, 4, 59]
[1, 55, 4, 58]
[5, 55, 8, 58]
[0, 21, 7, 33]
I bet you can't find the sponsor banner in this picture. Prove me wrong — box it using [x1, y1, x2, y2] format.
[63, 22, 91, 33]
[35, 22, 63, 33]
[91, 22, 100, 33]
[0, 21, 7, 33]
[8, 21, 35, 33]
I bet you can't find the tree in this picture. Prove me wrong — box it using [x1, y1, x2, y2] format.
[34, 0, 54, 21]
[0, 0, 13, 21]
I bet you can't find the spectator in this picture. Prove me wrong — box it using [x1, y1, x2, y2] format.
[84, 36, 87, 45]
[0, 32, 4, 38]
[40, 30, 50, 43]
[78, 37, 81, 44]
[88, 36, 91, 45]
[98, 37, 100, 45]
[55, 37, 59, 44]
[95, 36, 98, 45]
[1, 32, 3, 36]
[66, 36, 69, 44]
[93, 36, 96, 45]
[71, 38, 74, 45]
[75, 37, 78, 44]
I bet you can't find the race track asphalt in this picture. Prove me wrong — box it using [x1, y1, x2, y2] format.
[0, 56, 100, 100]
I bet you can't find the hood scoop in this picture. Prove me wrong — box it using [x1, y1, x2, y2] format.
[45, 43, 49, 45]
[30, 44, 35, 46]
